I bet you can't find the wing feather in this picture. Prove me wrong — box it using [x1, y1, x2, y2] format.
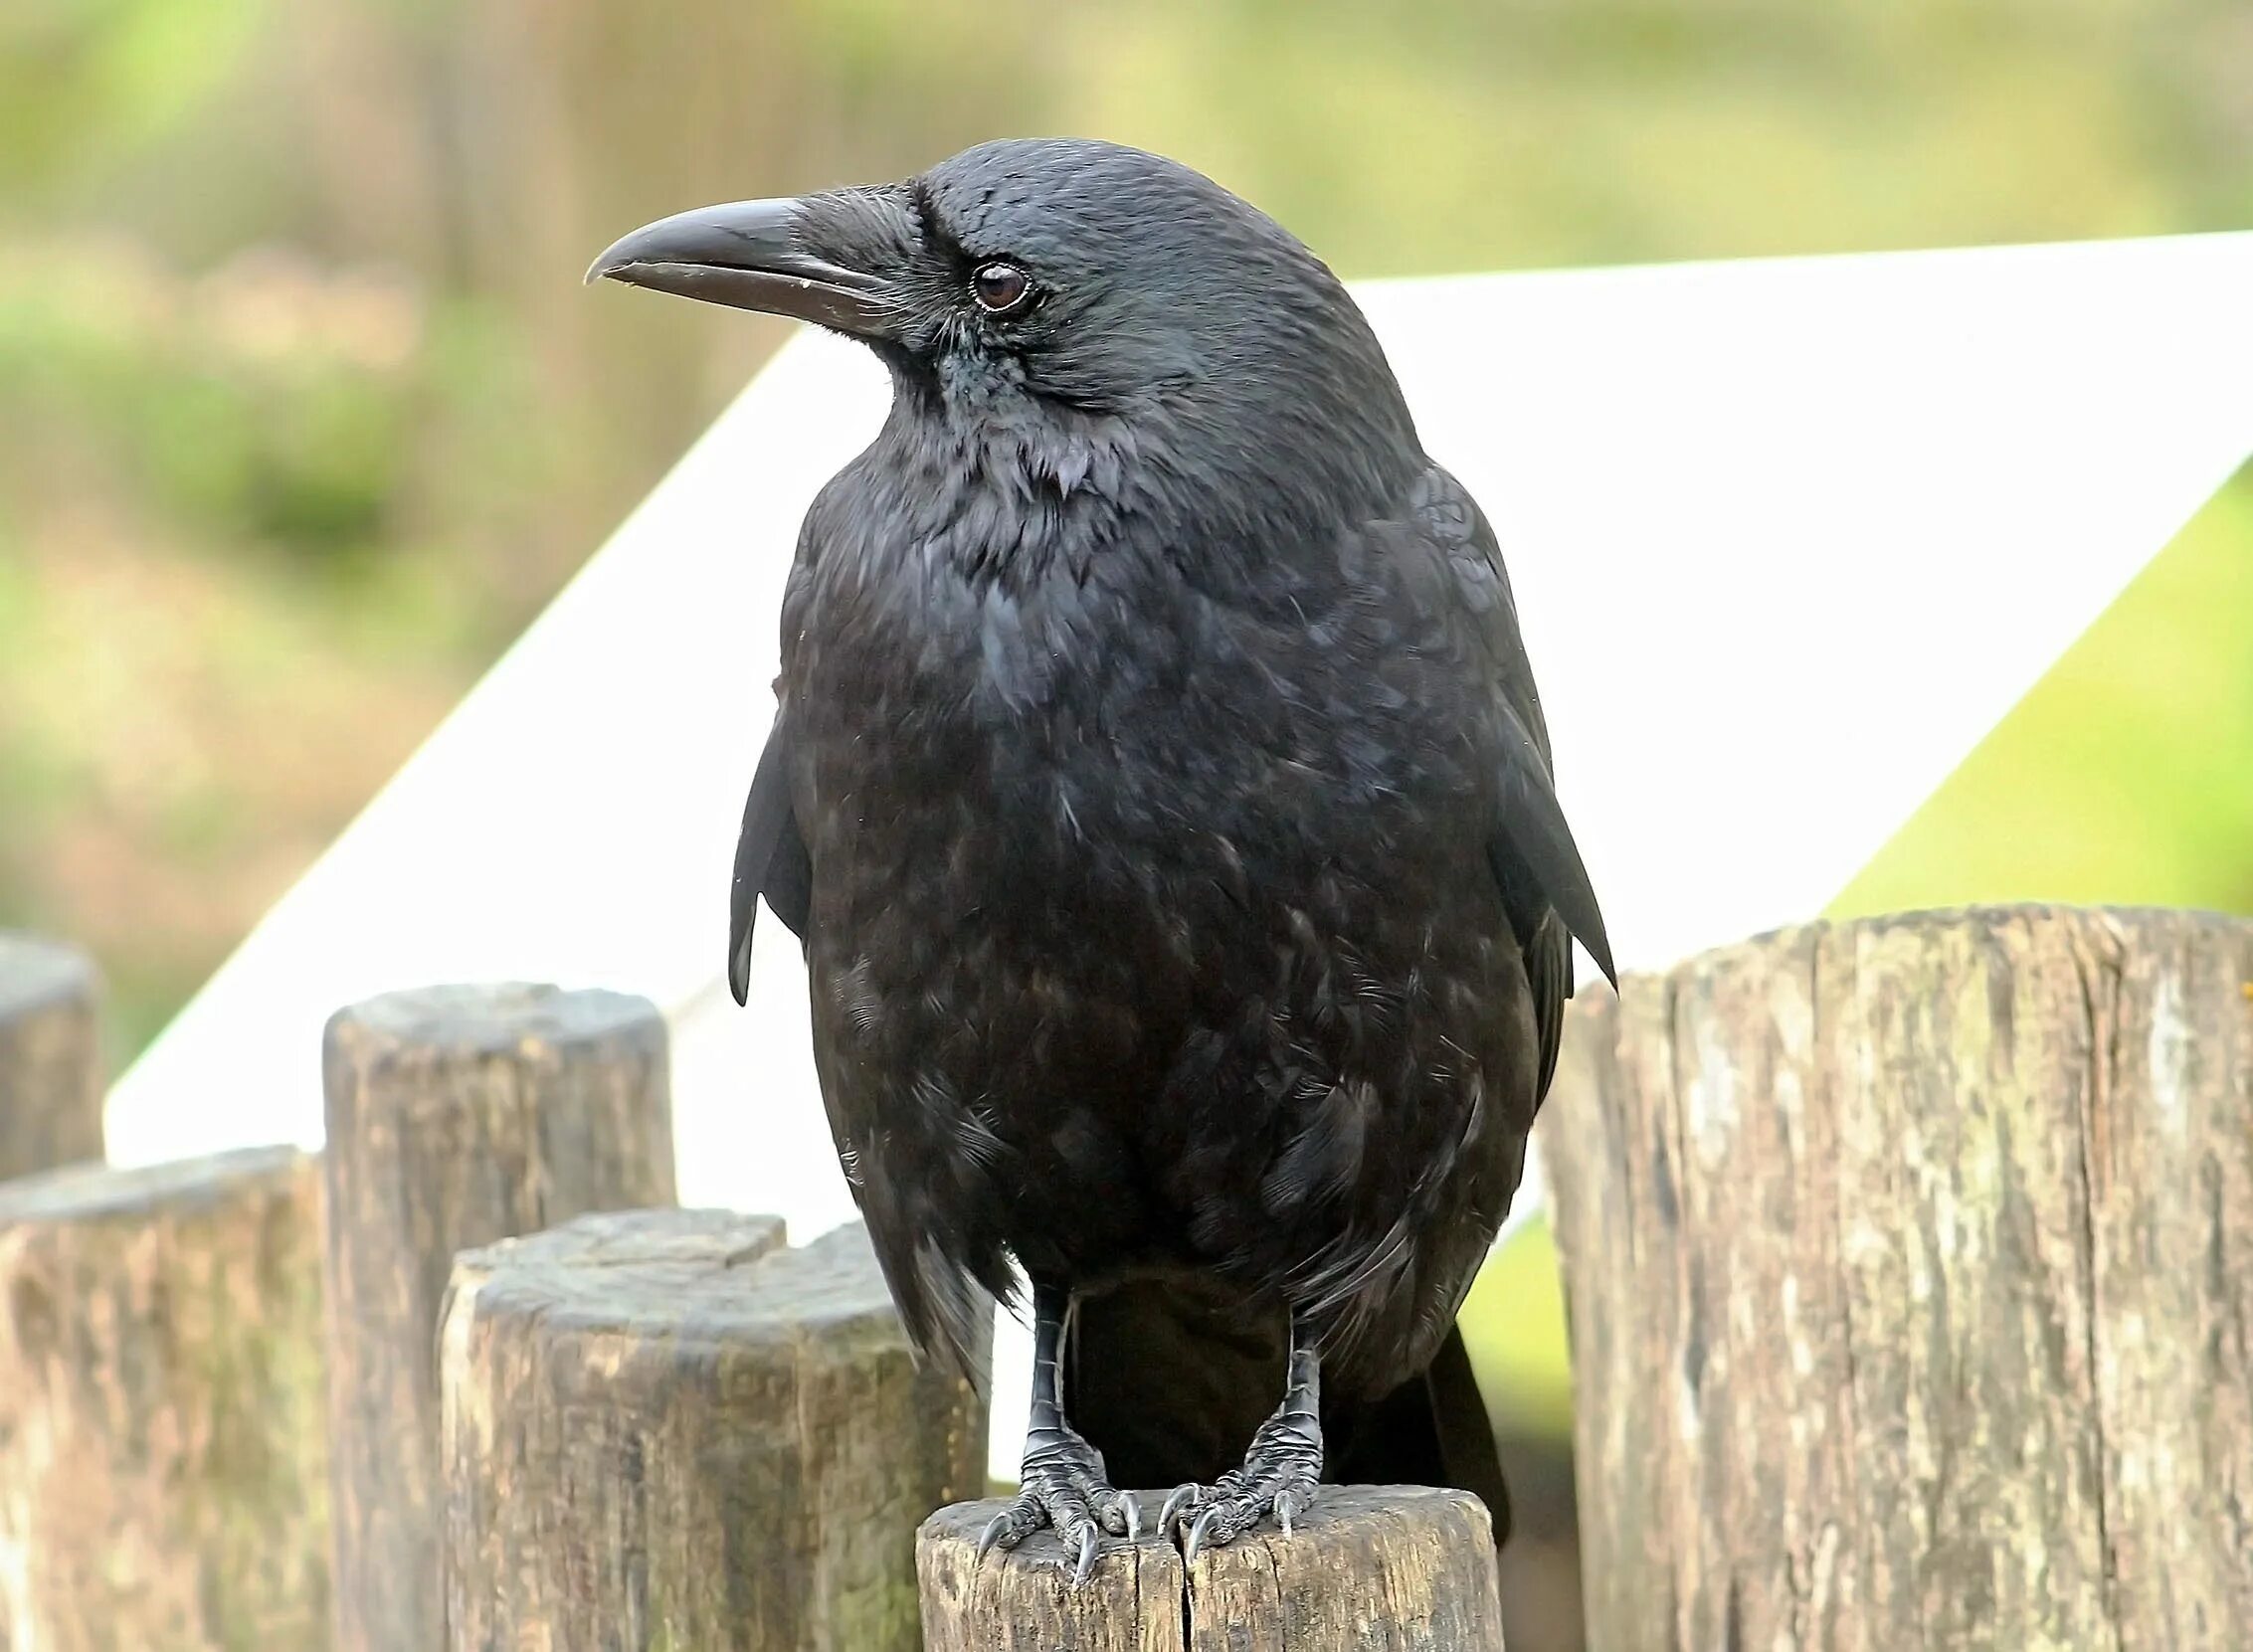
[1409, 464, 1613, 1112]
[728, 712, 811, 1005]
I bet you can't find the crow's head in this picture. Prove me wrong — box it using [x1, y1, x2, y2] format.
[591, 139, 1420, 517]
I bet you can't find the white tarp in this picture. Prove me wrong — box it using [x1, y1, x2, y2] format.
[104, 230, 2253, 1475]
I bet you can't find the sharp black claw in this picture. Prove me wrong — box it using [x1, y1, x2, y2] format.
[977, 1511, 1014, 1560]
[1072, 1525, 1099, 1586]
[1277, 1487, 1310, 1537]
[1158, 1483, 1199, 1536]
[1184, 1505, 1222, 1564]
[1122, 1491, 1144, 1541]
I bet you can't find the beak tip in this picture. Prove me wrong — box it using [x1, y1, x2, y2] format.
[583, 248, 628, 288]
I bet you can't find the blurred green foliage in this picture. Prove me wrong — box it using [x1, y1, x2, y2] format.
[1, 257, 401, 553]
[1832, 462, 2253, 921]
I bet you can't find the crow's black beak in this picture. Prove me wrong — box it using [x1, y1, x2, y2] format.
[586, 195, 895, 337]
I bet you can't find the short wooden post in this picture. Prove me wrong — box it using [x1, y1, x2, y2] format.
[917, 1486, 1503, 1651]
[1540, 905, 2253, 1652]
[0, 932, 105, 1177]
[322, 984, 677, 1652]
[439, 1209, 989, 1652]
[0, 1147, 328, 1652]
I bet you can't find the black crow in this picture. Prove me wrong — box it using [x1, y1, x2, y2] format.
[590, 138, 1613, 1579]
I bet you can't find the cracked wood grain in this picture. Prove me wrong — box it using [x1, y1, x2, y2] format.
[1540, 906, 2253, 1652]
[0, 1148, 328, 1652]
[441, 1210, 989, 1652]
[916, 1485, 1503, 1650]
[320, 984, 678, 1652]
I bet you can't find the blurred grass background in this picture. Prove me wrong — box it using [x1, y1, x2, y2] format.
[4, 5, 2250, 1644]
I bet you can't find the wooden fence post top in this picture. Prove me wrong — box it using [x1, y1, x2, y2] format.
[325, 981, 664, 1052]
[443, 1208, 989, 1652]
[445, 1206, 805, 1339]
[0, 1143, 305, 1226]
[1585, 900, 2246, 989]
[0, 933, 96, 1016]
[917, 1485, 1504, 1652]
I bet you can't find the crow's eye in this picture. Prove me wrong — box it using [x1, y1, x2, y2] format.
[971, 262, 1033, 315]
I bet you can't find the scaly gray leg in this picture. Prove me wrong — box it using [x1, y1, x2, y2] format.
[978, 1284, 1141, 1584]
[1160, 1312, 1324, 1560]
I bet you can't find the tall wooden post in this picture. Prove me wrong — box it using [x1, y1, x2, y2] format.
[321, 984, 676, 1652]
[0, 932, 105, 1177]
[1540, 905, 2253, 1652]
[0, 1147, 329, 1652]
[439, 1209, 989, 1652]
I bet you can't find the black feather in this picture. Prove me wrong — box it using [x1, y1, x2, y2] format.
[728, 713, 809, 1005]
[1492, 707, 1617, 989]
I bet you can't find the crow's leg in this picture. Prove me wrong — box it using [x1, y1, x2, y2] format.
[1159, 1313, 1324, 1559]
[978, 1283, 1140, 1583]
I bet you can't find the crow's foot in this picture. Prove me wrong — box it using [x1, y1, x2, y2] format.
[1158, 1390, 1324, 1560]
[977, 1423, 1140, 1585]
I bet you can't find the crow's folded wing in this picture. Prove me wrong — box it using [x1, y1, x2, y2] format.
[1410, 465, 1614, 1097]
[727, 709, 811, 1004]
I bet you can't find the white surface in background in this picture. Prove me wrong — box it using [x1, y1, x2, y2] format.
[105, 232, 2253, 1482]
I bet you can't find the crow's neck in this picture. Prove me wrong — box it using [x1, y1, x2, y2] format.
[873, 388, 1422, 599]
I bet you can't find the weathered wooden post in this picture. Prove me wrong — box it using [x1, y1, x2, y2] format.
[322, 984, 677, 1652]
[439, 1208, 989, 1652]
[0, 1146, 329, 1652]
[0, 932, 105, 1176]
[917, 1486, 1506, 1651]
[1541, 905, 2253, 1651]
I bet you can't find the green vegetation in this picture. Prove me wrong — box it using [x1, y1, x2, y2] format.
[1831, 462, 2253, 922]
